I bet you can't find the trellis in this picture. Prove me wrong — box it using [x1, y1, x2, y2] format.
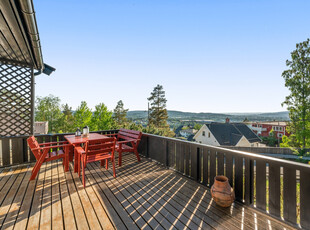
[0, 61, 34, 137]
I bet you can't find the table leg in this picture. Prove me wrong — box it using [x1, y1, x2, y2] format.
[64, 145, 69, 172]
[74, 147, 78, 173]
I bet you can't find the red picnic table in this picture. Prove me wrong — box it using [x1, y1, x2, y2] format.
[64, 133, 109, 173]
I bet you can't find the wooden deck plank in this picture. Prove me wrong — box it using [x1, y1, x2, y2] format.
[0, 168, 10, 183]
[57, 160, 77, 230]
[103, 157, 196, 229]
[64, 164, 90, 230]
[147, 158, 294, 230]
[13, 164, 39, 230]
[129, 157, 248, 227]
[0, 166, 28, 227]
[116, 165, 217, 230]
[141, 159, 267, 230]
[51, 161, 64, 230]
[95, 161, 162, 230]
[112, 157, 216, 230]
[27, 162, 47, 229]
[69, 164, 103, 229]
[86, 162, 139, 230]
[83, 163, 127, 230]
[76, 164, 114, 230]
[0, 167, 23, 206]
[40, 161, 53, 230]
[2, 165, 33, 230]
[122, 155, 292, 230]
[96, 160, 182, 230]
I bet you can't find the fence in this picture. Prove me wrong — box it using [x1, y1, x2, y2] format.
[138, 133, 310, 229]
[0, 131, 310, 228]
[0, 130, 118, 166]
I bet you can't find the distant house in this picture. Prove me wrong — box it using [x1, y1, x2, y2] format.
[249, 121, 289, 139]
[179, 129, 197, 138]
[194, 119, 262, 147]
[34, 121, 48, 134]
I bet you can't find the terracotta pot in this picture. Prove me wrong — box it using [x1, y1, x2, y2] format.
[211, 175, 235, 207]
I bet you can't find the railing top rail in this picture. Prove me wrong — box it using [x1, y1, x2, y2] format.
[143, 133, 310, 170]
[0, 129, 119, 139]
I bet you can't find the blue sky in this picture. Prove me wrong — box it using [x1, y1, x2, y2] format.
[35, 0, 310, 113]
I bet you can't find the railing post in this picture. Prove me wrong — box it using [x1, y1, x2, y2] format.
[2, 138, 10, 166]
[244, 158, 253, 205]
[165, 139, 168, 167]
[190, 144, 198, 181]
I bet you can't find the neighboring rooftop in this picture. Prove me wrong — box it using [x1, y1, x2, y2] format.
[206, 122, 261, 146]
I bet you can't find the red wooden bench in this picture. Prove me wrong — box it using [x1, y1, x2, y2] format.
[75, 137, 116, 188]
[108, 129, 142, 166]
[27, 136, 70, 180]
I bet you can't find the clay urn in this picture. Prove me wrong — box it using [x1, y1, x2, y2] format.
[211, 175, 235, 207]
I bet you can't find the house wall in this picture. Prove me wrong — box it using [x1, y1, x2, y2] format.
[194, 125, 220, 146]
[236, 136, 251, 147]
[251, 123, 289, 138]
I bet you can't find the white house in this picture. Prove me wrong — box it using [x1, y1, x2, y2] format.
[194, 121, 262, 147]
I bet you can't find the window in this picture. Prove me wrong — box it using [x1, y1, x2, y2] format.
[208, 132, 210, 138]
[202, 131, 205, 136]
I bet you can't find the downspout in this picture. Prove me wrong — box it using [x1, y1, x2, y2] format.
[18, 0, 43, 71]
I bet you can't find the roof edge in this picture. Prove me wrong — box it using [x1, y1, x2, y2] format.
[18, 0, 43, 70]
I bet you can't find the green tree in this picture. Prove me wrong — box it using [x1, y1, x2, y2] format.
[91, 103, 114, 131]
[147, 84, 169, 127]
[35, 95, 63, 133]
[282, 38, 310, 149]
[60, 103, 75, 133]
[74, 101, 92, 130]
[113, 100, 128, 126]
[194, 123, 202, 130]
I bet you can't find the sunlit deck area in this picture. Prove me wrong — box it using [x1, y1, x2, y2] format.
[0, 152, 295, 230]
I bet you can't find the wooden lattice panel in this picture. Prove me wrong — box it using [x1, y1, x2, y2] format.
[0, 63, 33, 136]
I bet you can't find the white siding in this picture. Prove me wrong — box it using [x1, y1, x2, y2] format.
[194, 125, 220, 146]
[236, 136, 251, 147]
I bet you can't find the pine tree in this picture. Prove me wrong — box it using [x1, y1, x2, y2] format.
[113, 100, 128, 126]
[61, 103, 74, 133]
[147, 84, 169, 128]
[74, 101, 92, 130]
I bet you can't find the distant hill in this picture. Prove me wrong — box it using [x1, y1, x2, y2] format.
[127, 110, 289, 122]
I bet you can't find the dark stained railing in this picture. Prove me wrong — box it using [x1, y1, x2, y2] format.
[0, 130, 119, 166]
[1, 130, 310, 228]
[138, 133, 310, 229]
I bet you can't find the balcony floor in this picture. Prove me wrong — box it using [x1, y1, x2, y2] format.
[0, 153, 295, 230]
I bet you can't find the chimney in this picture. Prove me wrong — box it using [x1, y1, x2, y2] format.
[226, 117, 230, 123]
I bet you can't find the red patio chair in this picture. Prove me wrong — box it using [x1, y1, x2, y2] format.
[27, 136, 70, 180]
[76, 137, 116, 188]
[107, 129, 142, 166]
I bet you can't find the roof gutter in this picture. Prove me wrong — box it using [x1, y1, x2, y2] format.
[18, 0, 43, 70]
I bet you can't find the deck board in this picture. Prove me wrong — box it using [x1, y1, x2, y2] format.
[0, 153, 296, 230]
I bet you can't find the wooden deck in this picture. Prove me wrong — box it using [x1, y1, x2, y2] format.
[0, 153, 295, 230]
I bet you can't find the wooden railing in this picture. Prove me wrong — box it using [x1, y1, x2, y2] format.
[138, 133, 310, 229]
[0, 130, 119, 167]
[1, 130, 310, 228]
